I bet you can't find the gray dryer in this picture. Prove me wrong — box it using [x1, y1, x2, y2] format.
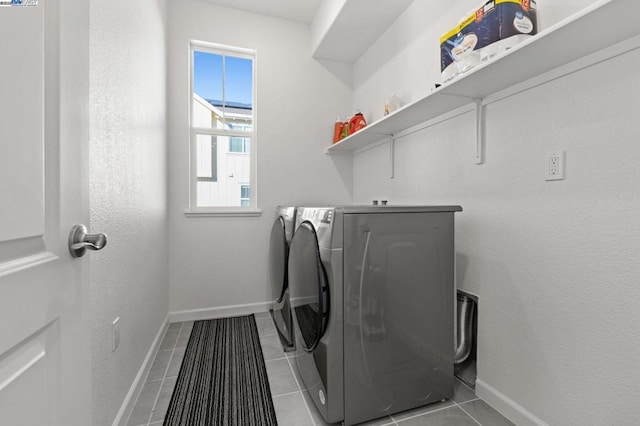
[269, 206, 297, 351]
[288, 205, 462, 425]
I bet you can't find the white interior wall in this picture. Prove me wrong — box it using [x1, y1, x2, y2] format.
[352, 0, 597, 122]
[167, 0, 352, 315]
[352, 0, 640, 424]
[89, 0, 169, 424]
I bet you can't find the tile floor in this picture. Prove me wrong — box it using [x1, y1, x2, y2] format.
[126, 313, 513, 426]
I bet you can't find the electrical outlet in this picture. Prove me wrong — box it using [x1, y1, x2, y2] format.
[112, 317, 120, 352]
[545, 151, 565, 181]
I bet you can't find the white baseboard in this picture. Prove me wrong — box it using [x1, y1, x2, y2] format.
[169, 301, 273, 323]
[112, 314, 170, 426]
[476, 378, 549, 426]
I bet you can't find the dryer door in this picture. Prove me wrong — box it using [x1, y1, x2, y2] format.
[288, 221, 329, 351]
[269, 216, 289, 303]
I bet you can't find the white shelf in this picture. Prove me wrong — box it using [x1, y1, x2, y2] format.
[326, 0, 640, 154]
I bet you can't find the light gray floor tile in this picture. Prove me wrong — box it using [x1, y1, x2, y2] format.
[261, 334, 287, 361]
[166, 347, 186, 378]
[301, 390, 394, 425]
[357, 416, 397, 426]
[150, 377, 177, 423]
[137, 315, 504, 426]
[159, 327, 180, 350]
[175, 324, 193, 349]
[273, 392, 314, 426]
[265, 358, 298, 396]
[392, 400, 454, 421]
[458, 399, 514, 426]
[256, 315, 278, 337]
[254, 311, 271, 319]
[396, 406, 477, 426]
[354, 415, 396, 425]
[126, 380, 162, 426]
[452, 379, 478, 404]
[147, 350, 172, 383]
[287, 356, 306, 390]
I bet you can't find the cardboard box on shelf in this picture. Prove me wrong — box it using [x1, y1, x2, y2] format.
[440, 0, 538, 83]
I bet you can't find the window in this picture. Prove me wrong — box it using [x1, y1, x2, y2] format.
[240, 185, 250, 207]
[189, 42, 257, 213]
[229, 136, 249, 153]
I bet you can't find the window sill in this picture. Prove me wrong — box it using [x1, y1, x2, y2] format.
[184, 209, 262, 218]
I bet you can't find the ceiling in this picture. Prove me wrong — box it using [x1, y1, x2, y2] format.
[201, 0, 323, 24]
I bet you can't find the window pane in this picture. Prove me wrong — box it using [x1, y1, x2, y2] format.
[224, 56, 253, 130]
[225, 56, 252, 105]
[196, 135, 252, 208]
[196, 135, 217, 182]
[192, 51, 223, 129]
[192, 50, 253, 131]
[240, 185, 250, 199]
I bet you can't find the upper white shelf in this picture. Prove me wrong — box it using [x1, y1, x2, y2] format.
[326, 0, 640, 154]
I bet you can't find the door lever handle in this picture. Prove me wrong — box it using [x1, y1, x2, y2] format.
[68, 225, 107, 258]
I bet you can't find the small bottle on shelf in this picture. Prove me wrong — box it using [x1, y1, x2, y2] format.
[384, 94, 402, 116]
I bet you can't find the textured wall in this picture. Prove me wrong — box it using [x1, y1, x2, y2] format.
[351, 0, 640, 424]
[167, 0, 353, 314]
[89, 0, 169, 424]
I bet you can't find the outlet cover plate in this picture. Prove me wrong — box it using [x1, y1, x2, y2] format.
[545, 151, 565, 181]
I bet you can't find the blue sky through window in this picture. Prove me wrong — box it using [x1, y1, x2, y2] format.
[193, 50, 253, 107]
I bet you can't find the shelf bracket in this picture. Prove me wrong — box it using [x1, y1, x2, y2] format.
[474, 98, 485, 164]
[389, 136, 395, 179]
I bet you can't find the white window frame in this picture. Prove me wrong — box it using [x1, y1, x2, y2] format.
[186, 40, 260, 217]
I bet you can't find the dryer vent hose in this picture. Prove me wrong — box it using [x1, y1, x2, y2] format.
[455, 293, 476, 365]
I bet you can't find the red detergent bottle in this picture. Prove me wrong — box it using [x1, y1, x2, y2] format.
[348, 112, 367, 135]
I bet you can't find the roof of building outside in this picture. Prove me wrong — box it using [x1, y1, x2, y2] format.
[206, 99, 252, 111]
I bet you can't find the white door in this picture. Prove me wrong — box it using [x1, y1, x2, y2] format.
[0, 1, 92, 425]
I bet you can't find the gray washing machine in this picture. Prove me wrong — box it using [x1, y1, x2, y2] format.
[269, 206, 297, 351]
[288, 205, 462, 425]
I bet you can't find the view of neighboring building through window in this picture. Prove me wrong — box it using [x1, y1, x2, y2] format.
[228, 123, 251, 153]
[229, 136, 249, 153]
[240, 184, 250, 206]
[190, 43, 255, 208]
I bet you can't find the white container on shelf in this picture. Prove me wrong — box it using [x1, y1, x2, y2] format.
[384, 94, 403, 116]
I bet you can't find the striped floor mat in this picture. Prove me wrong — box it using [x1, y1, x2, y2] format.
[163, 315, 277, 426]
